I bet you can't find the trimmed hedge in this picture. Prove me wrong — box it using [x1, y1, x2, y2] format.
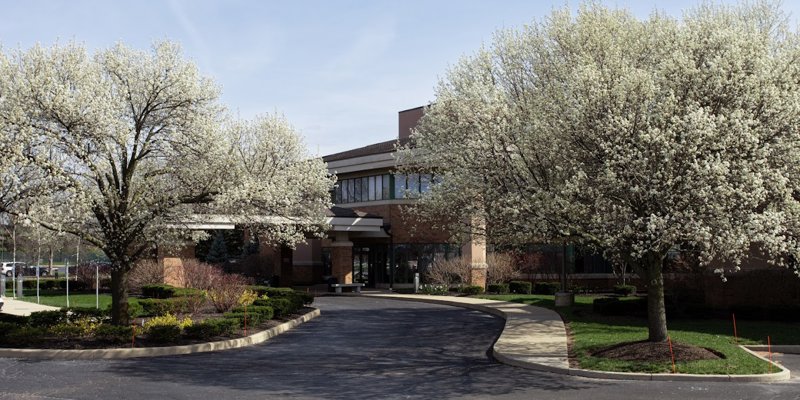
[533, 282, 560, 295]
[29, 310, 66, 327]
[0, 313, 29, 325]
[95, 324, 133, 343]
[487, 283, 509, 294]
[184, 318, 239, 340]
[141, 284, 204, 299]
[146, 324, 182, 343]
[255, 298, 296, 317]
[249, 286, 314, 307]
[230, 305, 275, 319]
[224, 311, 267, 328]
[613, 284, 637, 296]
[1, 326, 45, 347]
[509, 281, 532, 294]
[459, 285, 485, 295]
[138, 297, 198, 316]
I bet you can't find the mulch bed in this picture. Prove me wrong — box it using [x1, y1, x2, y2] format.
[2, 308, 313, 350]
[591, 340, 724, 363]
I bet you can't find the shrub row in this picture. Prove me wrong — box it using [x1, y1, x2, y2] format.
[137, 297, 204, 316]
[613, 284, 637, 296]
[509, 281, 532, 294]
[4, 279, 92, 291]
[458, 285, 485, 295]
[140, 284, 204, 299]
[249, 286, 314, 309]
[418, 284, 449, 295]
[487, 283, 509, 294]
[534, 282, 561, 295]
[184, 318, 239, 340]
[224, 305, 274, 328]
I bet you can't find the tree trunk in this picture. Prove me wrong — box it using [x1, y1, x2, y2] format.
[110, 268, 130, 325]
[643, 257, 668, 342]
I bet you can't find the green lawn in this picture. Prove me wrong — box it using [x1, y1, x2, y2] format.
[17, 290, 139, 310]
[481, 294, 799, 374]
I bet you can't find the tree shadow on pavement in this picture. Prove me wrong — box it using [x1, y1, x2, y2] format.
[106, 298, 608, 399]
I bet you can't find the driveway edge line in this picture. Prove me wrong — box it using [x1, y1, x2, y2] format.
[0, 308, 320, 360]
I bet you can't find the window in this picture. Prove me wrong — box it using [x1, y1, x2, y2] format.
[346, 179, 354, 203]
[420, 174, 431, 194]
[354, 178, 362, 202]
[334, 173, 430, 204]
[407, 174, 419, 198]
[394, 174, 407, 198]
[369, 176, 377, 201]
[382, 174, 390, 199]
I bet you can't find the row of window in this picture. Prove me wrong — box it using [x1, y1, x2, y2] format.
[332, 173, 437, 204]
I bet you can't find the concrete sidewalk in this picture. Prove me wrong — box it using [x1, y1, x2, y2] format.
[0, 297, 60, 316]
[364, 293, 570, 372]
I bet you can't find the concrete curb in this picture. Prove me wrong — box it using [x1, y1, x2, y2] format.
[365, 294, 791, 383]
[744, 345, 800, 355]
[0, 308, 320, 360]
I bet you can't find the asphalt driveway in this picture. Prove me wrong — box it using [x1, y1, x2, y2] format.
[0, 296, 797, 400]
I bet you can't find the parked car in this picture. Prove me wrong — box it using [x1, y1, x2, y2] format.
[19, 265, 52, 277]
[1, 262, 26, 277]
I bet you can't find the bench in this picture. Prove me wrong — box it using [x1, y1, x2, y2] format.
[330, 283, 365, 294]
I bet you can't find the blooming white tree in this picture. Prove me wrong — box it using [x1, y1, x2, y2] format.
[0, 42, 333, 324]
[403, 3, 800, 342]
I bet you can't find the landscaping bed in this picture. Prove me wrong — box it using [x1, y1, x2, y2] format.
[0, 284, 315, 350]
[480, 293, 799, 374]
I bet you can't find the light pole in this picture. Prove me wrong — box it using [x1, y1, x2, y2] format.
[65, 258, 70, 308]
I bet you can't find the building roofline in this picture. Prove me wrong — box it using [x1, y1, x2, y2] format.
[322, 137, 410, 163]
[398, 105, 425, 113]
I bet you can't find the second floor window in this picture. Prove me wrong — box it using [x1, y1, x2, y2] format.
[332, 173, 437, 204]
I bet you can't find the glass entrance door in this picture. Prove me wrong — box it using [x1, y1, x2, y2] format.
[352, 245, 389, 288]
[353, 247, 370, 286]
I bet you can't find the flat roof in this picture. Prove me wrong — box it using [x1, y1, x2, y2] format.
[322, 137, 410, 163]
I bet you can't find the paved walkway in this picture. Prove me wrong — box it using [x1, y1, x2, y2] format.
[0, 296, 59, 316]
[365, 293, 570, 372]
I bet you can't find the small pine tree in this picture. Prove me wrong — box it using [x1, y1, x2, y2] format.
[205, 231, 229, 264]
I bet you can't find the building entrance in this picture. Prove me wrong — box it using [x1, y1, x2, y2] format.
[352, 245, 388, 288]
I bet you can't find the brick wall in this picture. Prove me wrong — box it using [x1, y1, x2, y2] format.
[347, 203, 452, 243]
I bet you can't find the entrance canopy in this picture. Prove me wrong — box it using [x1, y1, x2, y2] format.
[174, 207, 388, 238]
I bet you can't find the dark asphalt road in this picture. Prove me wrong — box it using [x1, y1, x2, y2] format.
[0, 296, 798, 400]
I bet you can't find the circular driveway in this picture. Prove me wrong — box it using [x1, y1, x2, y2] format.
[0, 296, 797, 400]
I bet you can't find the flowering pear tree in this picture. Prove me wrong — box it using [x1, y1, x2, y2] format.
[404, 3, 800, 342]
[0, 42, 332, 324]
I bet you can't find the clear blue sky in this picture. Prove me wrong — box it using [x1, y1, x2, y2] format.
[1, 1, 797, 156]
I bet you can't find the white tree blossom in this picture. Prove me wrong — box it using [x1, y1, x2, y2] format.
[0, 42, 333, 323]
[402, 2, 800, 342]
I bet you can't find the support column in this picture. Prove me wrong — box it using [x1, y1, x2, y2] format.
[330, 232, 353, 284]
[461, 233, 487, 288]
[280, 245, 294, 287]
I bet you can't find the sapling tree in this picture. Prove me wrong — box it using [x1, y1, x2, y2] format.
[0, 42, 333, 324]
[403, 3, 800, 342]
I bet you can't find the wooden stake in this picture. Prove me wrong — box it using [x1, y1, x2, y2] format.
[668, 335, 676, 374]
[768, 336, 773, 373]
[732, 313, 738, 344]
[131, 325, 136, 348]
